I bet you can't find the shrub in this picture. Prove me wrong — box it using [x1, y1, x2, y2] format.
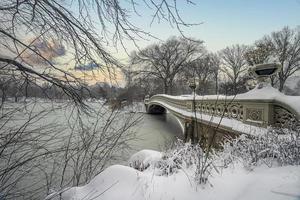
[221, 125, 300, 169]
[156, 140, 216, 184]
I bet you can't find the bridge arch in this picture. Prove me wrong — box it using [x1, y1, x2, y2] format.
[146, 104, 166, 114]
[145, 102, 186, 134]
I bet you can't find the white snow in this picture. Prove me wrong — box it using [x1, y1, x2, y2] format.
[128, 149, 162, 170]
[54, 150, 300, 200]
[154, 84, 300, 117]
[123, 101, 146, 113]
[237, 85, 300, 116]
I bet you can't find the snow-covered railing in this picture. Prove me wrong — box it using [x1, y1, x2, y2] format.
[145, 86, 300, 128]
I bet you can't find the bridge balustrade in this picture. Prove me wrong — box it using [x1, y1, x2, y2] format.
[145, 94, 299, 128]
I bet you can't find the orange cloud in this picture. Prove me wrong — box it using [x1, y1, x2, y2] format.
[72, 67, 125, 86]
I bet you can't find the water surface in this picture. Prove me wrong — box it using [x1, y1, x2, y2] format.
[127, 113, 183, 156]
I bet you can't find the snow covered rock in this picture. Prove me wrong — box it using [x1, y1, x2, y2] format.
[128, 149, 162, 171]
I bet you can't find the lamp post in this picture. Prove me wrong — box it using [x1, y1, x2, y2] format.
[188, 78, 197, 96]
[188, 77, 198, 112]
[187, 77, 198, 143]
[249, 63, 282, 89]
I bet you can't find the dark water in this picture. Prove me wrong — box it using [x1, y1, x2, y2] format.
[2, 102, 183, 199]
[130, 113, 183, 152]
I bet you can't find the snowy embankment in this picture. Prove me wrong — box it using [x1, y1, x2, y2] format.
[51, 149, 300, 200]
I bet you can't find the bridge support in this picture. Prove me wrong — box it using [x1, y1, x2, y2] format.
[145, 102, 238, 147]
[183, 118, 237, 148]
[183, 119, 198, 144]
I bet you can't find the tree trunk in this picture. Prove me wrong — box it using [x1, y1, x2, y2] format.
[163, 82, 168, 94]
[1, 90, 6, 104]
[215, 77, 218, 94]
[278, 69, 285, 92]
[279, 79, 285, 92]
[233, 80, 237, 95]
[270, 76, 276, 87]
[169, 81, 174, 95]
[197, 80, 202, 95]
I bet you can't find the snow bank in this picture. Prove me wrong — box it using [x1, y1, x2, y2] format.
[55, 165, 300, 200]
[58, 165, 146, 200]
[206, 165, 300, 200]
[56, 150, 300, 200]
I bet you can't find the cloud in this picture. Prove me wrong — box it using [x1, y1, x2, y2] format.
[22, 38, 66, 65]
[74, 62, 100, 71]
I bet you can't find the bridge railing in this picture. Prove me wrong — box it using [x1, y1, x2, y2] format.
[145, 91, 300, 128]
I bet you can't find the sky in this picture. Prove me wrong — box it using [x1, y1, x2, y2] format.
[7, 0, 299, 85]
[112, 0, 300, 60]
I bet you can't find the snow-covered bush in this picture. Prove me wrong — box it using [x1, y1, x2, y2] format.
[222, 125, 300, 169]
[154, 140, 216, 184]
[155, 140, 199, 176]
[128, 150, 162, 171]
[128, 123, 300, 188]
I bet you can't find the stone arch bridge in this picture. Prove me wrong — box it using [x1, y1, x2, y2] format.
[145, 87, 300, 145]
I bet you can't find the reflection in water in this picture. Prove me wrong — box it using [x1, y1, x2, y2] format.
[128, 113, 183, 154]
[111, 112, 184, 165]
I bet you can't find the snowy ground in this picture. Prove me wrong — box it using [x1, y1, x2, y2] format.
[52, 149, 300, 200]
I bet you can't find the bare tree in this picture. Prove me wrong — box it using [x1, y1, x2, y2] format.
[0, 0, 198, 105]
[0, 103, 64, 199]
[244, 41, 276, 86]
[263, 26, 300, 91]
[131, 36, 204, 94]
[0, 69, 11, 104]
[219, 44, 249, 94]
[0, 100, 141, 199]
[0, 1, 199, 199]
[245, 42, 273, 66]
[183, 53, 220, 95]
[210, 54, 221, 94]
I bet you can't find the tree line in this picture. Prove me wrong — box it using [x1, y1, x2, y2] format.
[1, 26, 299, 105]
[122, 26, 300, 100]
[0, 76, 117, 103]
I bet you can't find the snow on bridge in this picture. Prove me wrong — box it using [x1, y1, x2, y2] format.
[145, 85, 300, 137]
